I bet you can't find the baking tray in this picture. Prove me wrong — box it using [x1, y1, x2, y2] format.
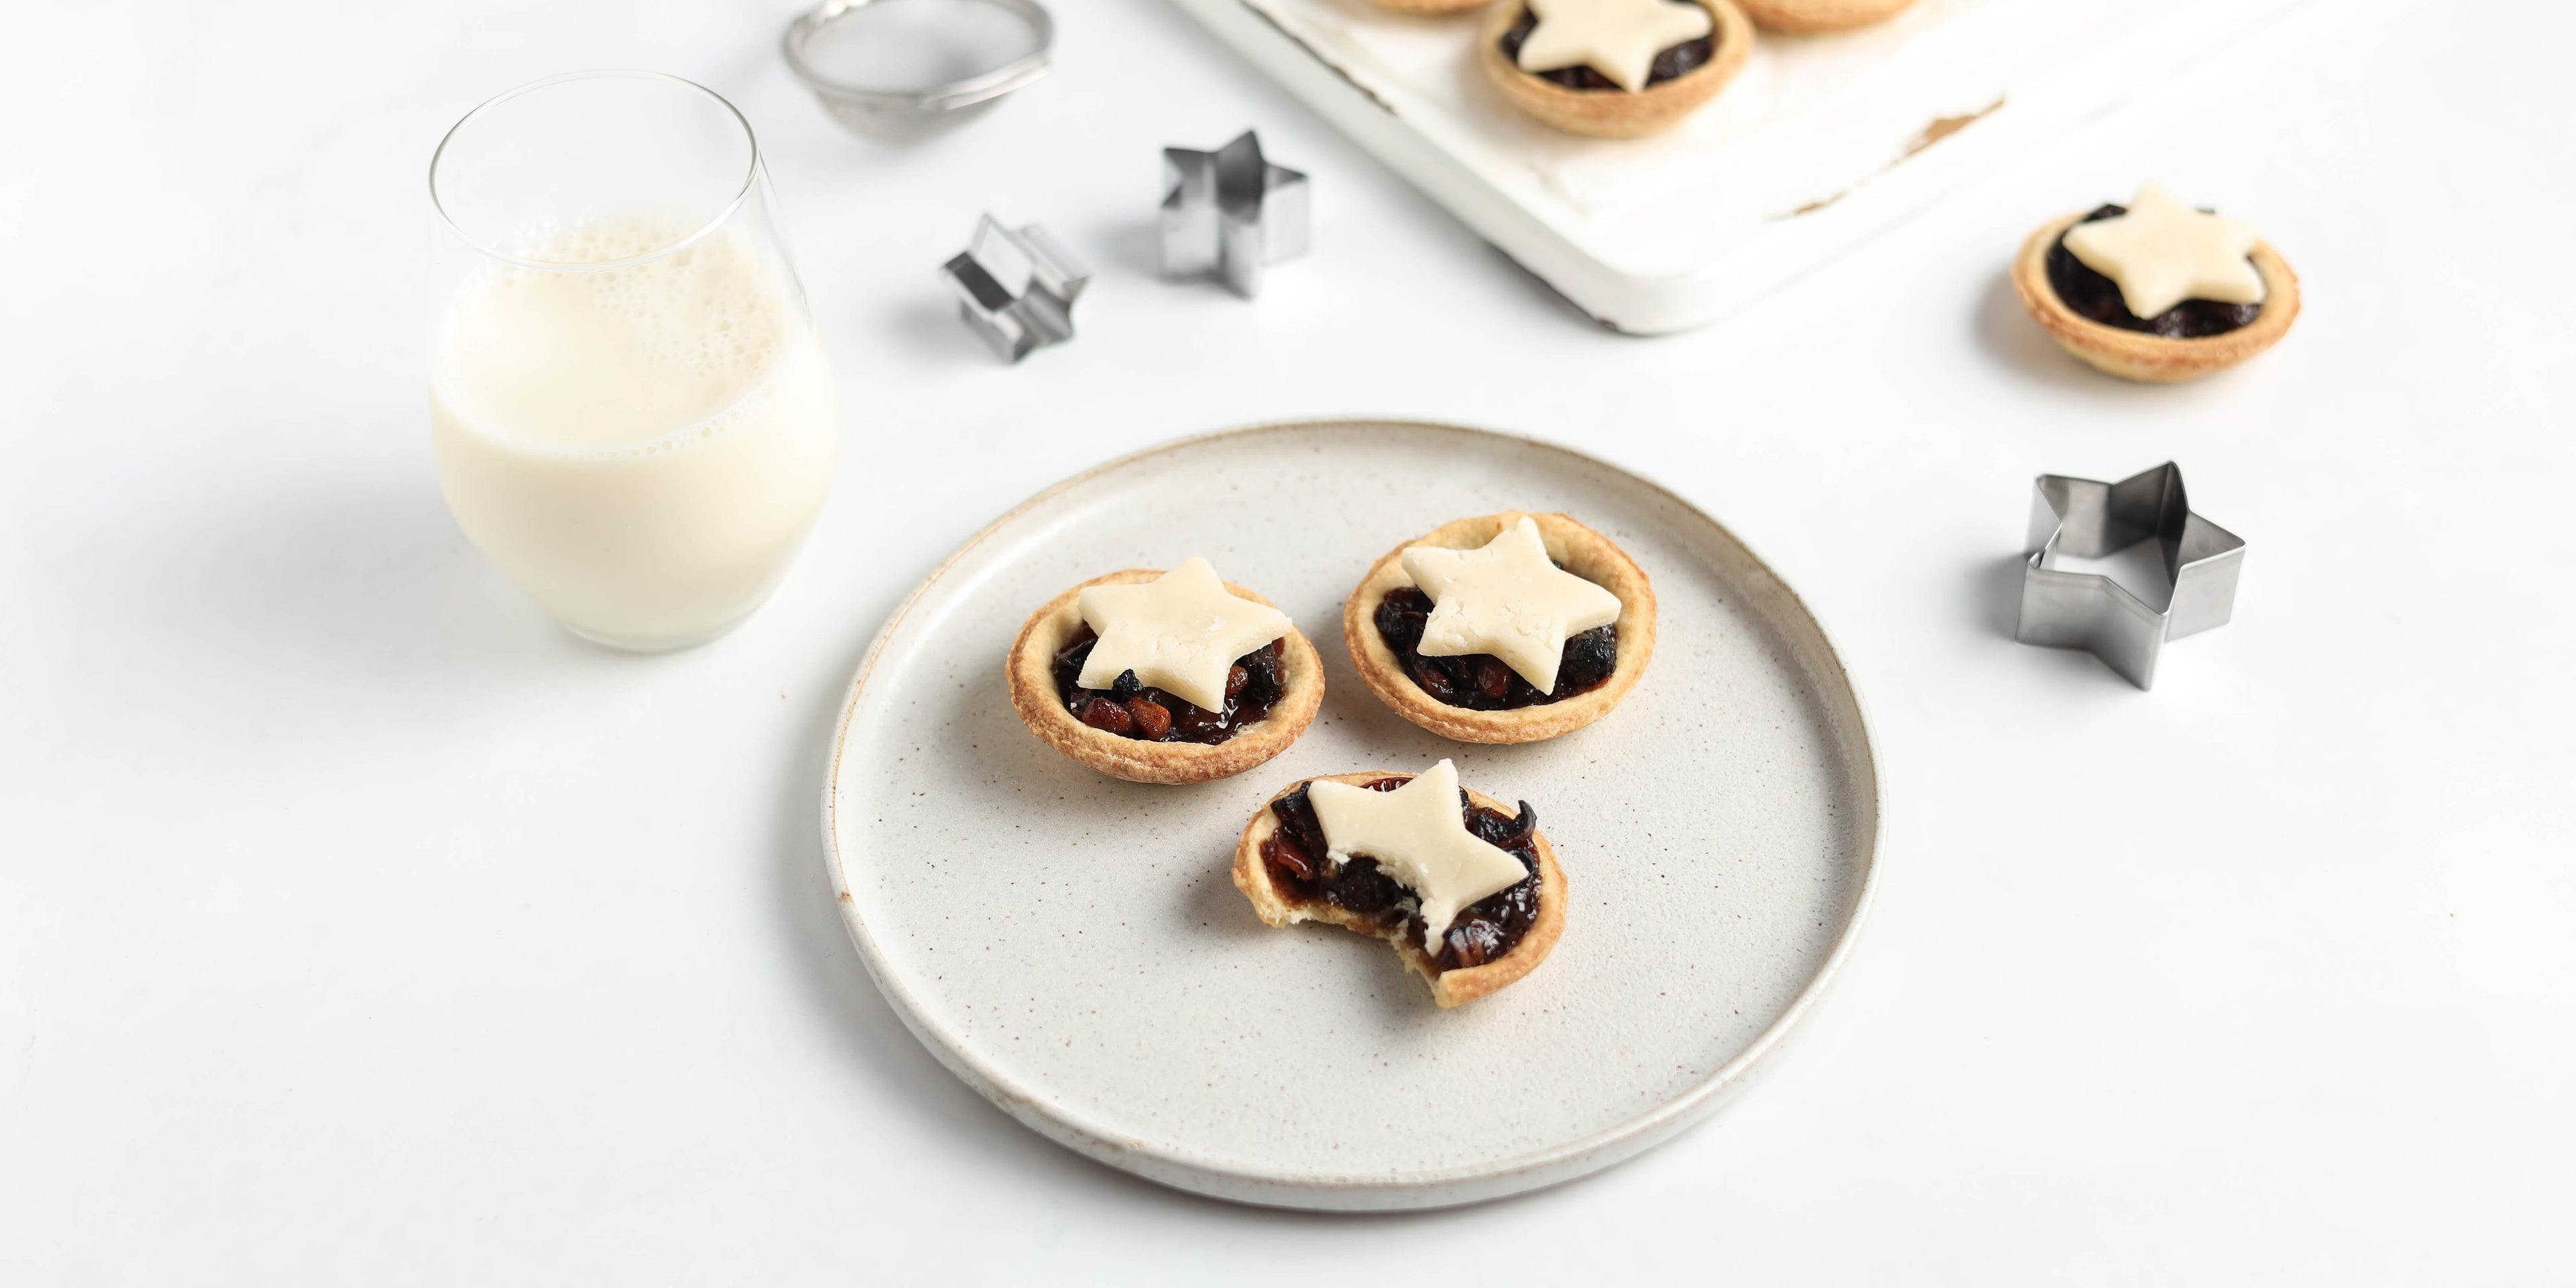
[1169, 0, 2312, 333]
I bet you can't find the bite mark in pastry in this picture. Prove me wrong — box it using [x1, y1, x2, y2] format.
[1232, 761, 1567, 1008]
[1006, 561, 1322, 784]
[1344, 512, 1654, 744]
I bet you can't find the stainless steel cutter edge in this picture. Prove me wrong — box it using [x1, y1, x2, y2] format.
[2015, 462, 2245, 690]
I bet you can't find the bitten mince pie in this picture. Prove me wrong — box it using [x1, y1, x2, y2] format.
[1345, 511, 1654, 744]
[1735, 0, 1919, 34]
[1006, 558, 1323, 785]
[1233, 760, 1567, 1008]
[2012, 182, 2300, 383]
[1480, 0, 1754, 139]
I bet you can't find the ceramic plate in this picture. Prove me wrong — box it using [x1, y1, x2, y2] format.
[823, 421, 1881, 1210]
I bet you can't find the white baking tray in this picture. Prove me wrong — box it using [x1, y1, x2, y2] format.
[1170, 0, 2312, 333]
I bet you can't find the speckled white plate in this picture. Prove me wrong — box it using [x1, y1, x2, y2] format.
[823, 421, 1881, 1210]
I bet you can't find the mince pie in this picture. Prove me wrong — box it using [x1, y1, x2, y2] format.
[1344, 511, 1654, 744]
[1737, 0, 1919, 33]
[1480, 0, 1753, 139]
[1233, 761, 1568, 1008]
[1006, 559, 1323, 784]
[2013, 182, 2300, 382]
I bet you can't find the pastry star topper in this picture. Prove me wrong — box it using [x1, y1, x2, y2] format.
[1401, 516, 1623, 692]
[2062, 182, 2265, 320]
[1308, 760, 1527, 953]
[1076, 558, 1291, 710]
[1517, 0, 1713, 93]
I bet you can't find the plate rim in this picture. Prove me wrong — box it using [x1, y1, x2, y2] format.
[820, 417, 1884, 1207]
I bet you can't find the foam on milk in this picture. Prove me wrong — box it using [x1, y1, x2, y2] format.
[436, 218, 802, 455]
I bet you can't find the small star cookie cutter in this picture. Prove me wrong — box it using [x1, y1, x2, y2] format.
[1160, 130, 1309, 298]
[940, 215, 1088, 363]
[2015, 462, 2245, 690]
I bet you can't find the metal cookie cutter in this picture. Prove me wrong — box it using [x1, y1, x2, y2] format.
[1160, 131, 1309, 297]
[941, 215, 1088, 363]
[2015, 462, 2245, 690]
[785, 0, 1053, 142]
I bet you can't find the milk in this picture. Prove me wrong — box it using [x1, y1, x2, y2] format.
[431, 219, 841, 650]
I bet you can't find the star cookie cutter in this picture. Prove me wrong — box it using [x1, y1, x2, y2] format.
[940, 215, 1088, 363]
[1159, 130, 1308, 298]
[2015, 462, 2245, 690]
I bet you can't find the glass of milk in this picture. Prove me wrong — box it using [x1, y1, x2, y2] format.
[428, 71, 841, 651]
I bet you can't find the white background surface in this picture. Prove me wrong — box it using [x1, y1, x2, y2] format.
[2, 0, 2568, 1281]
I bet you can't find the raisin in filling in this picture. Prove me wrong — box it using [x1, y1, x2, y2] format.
[1499, 5, 1715, 91]
[2046, 204, 2263, 339]
[1051, 625, 1285, 745]
[1373, 585, 1617, 711]
[1260, 777, 1544, 974]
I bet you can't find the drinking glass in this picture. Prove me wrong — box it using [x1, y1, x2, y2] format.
[428, 71, 841, 651]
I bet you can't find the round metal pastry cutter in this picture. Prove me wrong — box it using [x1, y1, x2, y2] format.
[784, 0, 1053, 142]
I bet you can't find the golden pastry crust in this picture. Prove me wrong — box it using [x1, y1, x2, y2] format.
[1478, 0, 1754, 140]
[1736, 0, 1919, 32]
[2012, 211, 2301, 384]
[1005, 570, 1323, 785]
[1343, 511, 1655, 745]
[1359, 0, 1491, 11]
[1232, 771, 1569, 1008]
